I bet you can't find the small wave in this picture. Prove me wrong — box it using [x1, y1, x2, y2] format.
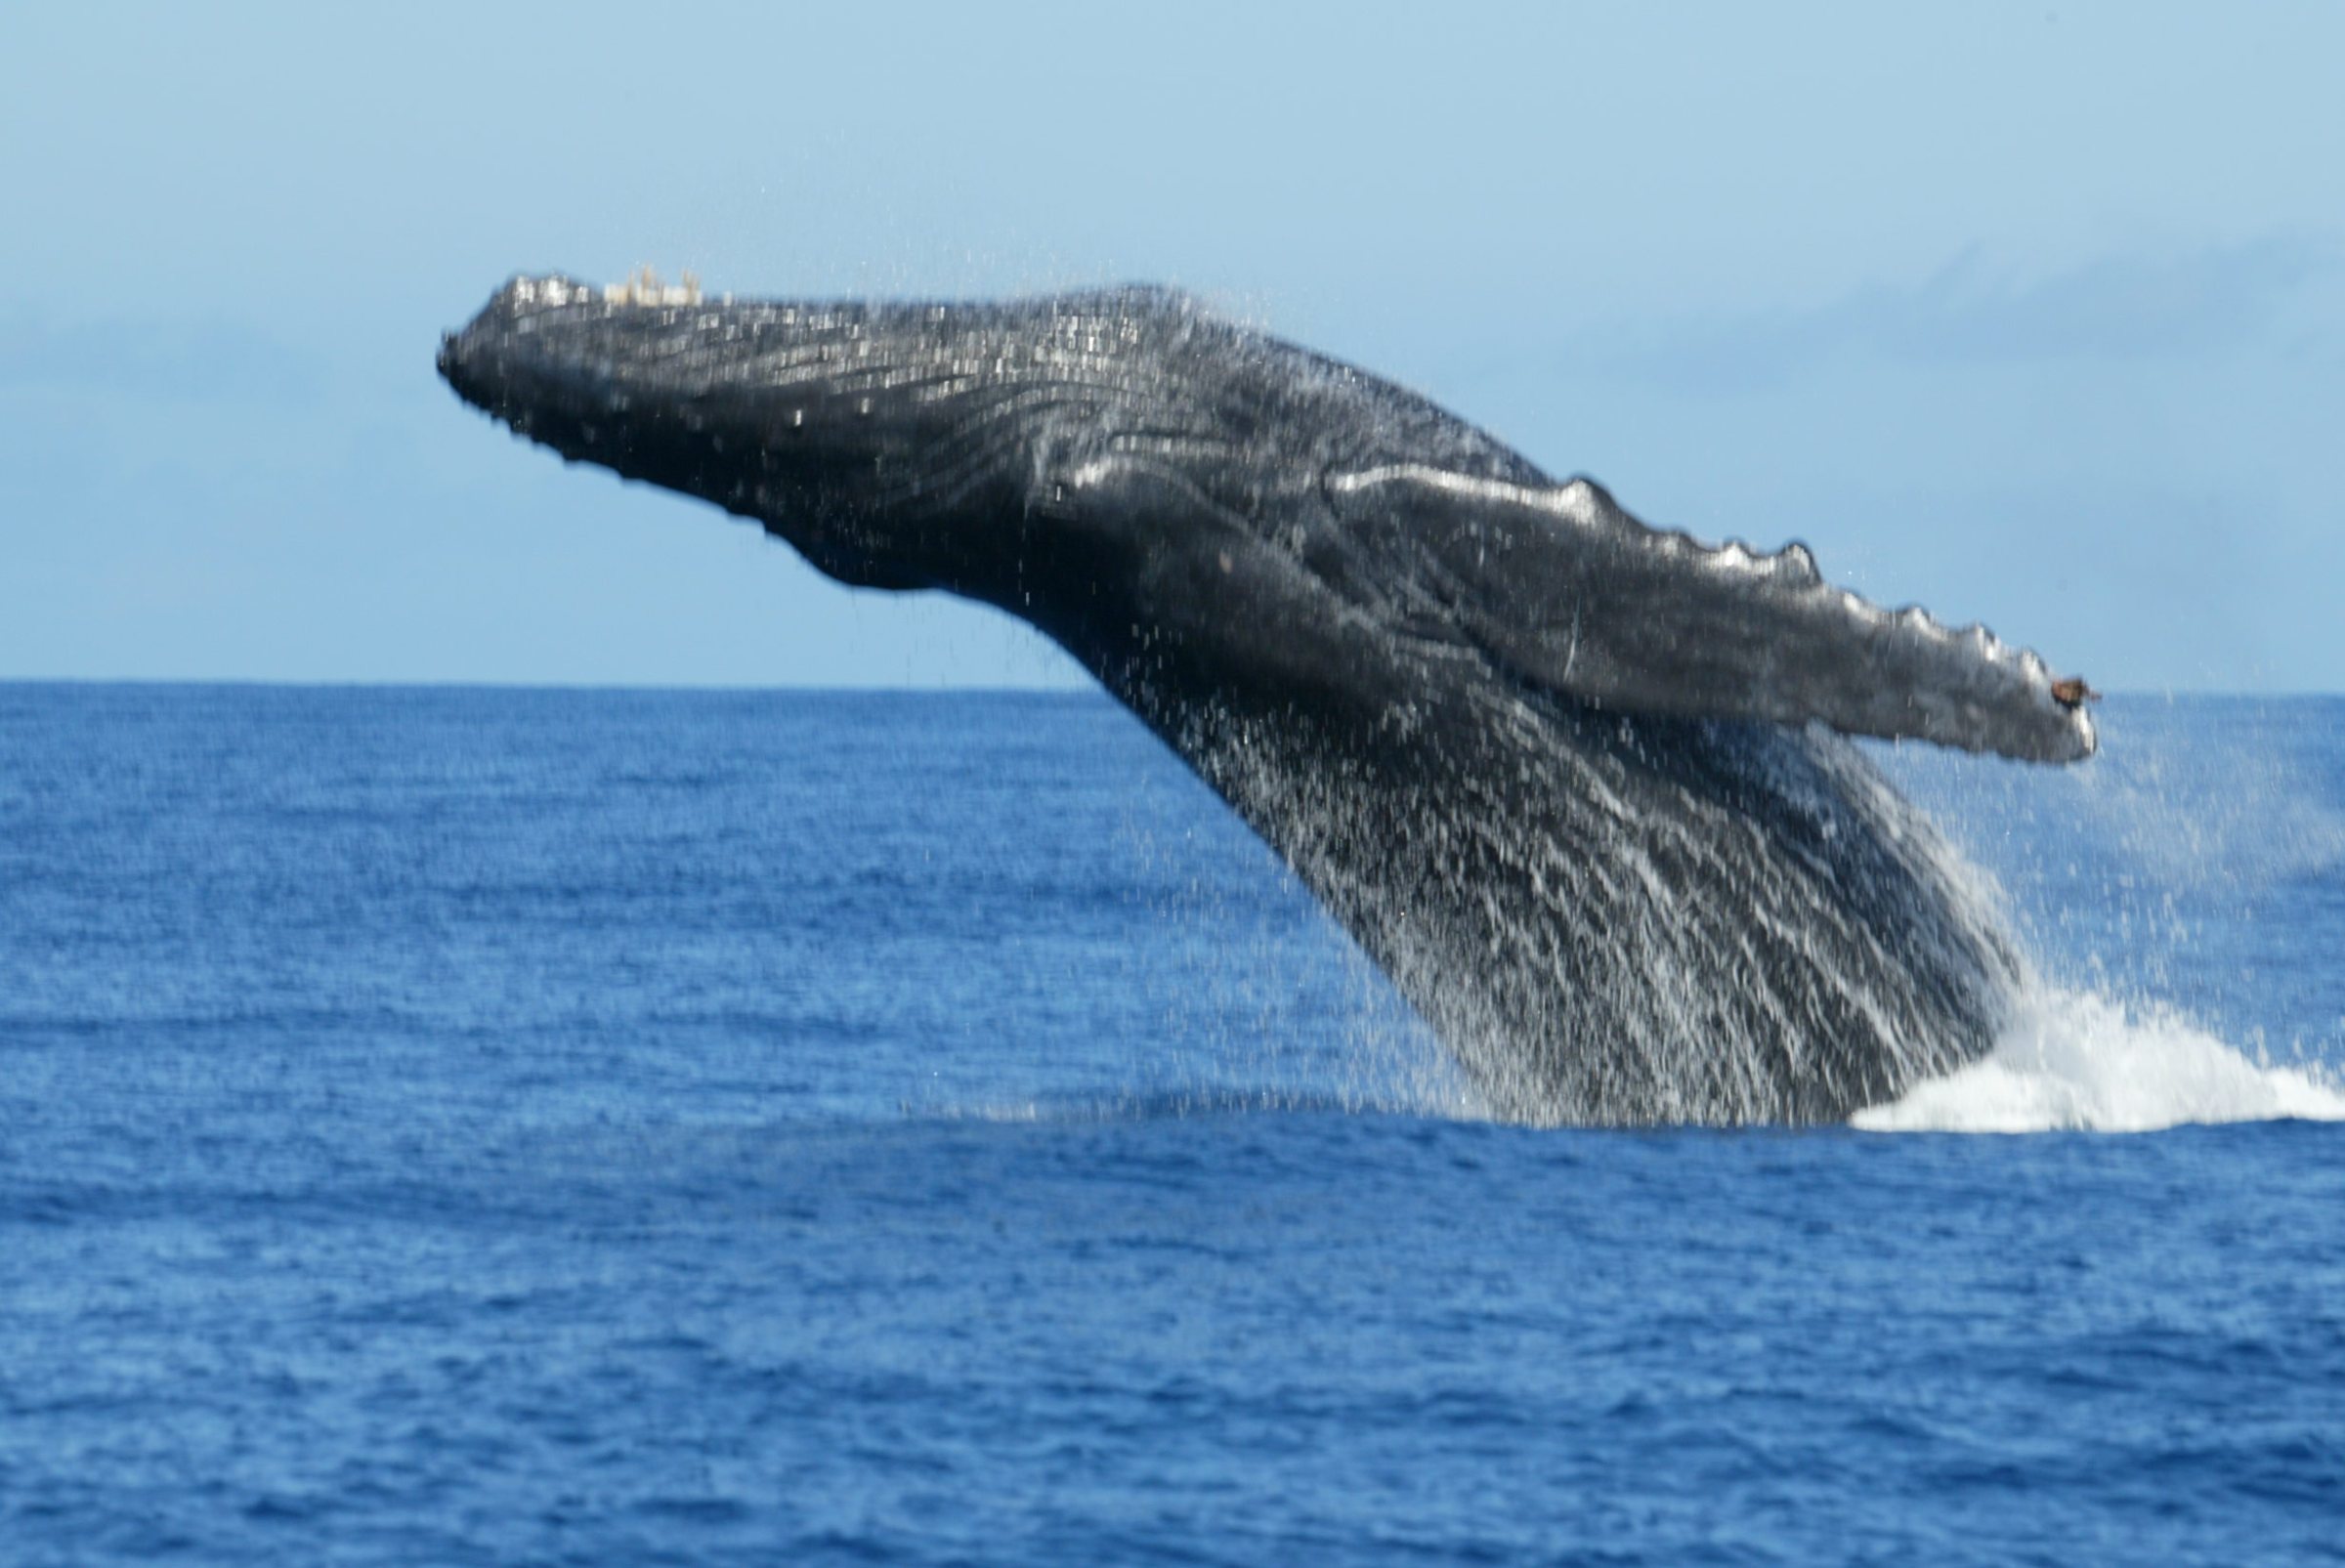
[920, 1088, 1399, 1124]
[1854, 988, 2345, 1134]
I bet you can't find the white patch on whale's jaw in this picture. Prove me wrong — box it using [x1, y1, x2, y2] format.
[492, 272, 714, 313]
[601, 266, 704, 308]
[502, 275, 599, 309]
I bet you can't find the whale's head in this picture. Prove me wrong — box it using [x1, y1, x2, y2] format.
[437, 273, 1054, 595]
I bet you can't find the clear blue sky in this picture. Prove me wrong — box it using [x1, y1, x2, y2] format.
[5, 1, 2340, 690]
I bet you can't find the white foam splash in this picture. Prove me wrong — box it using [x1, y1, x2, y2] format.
[1853, 987, 2345, 1134]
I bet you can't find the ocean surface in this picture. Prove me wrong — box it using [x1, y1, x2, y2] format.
[3, 684, 2340, 1565]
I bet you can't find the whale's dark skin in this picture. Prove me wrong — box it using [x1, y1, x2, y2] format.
[438, 275, 2097, 1123]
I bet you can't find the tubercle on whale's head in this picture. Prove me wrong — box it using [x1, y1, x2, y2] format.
[435, 273, 1014, 596]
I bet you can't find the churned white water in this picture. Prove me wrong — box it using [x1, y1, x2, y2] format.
[1854, 986, 2345, 1134]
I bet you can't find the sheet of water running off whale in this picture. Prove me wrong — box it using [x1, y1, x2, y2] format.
[438, 269, 2104, 1126]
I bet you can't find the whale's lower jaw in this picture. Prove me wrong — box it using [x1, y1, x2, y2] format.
[1110, 657, 2014, 1126]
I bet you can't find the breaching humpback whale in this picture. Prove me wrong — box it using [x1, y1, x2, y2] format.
[438, 273, 2096, 1124]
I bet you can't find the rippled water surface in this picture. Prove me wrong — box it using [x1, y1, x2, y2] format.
[4, 686, 2341, 1564]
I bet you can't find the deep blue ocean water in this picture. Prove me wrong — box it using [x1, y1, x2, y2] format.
[3, 685, 2341, 1565]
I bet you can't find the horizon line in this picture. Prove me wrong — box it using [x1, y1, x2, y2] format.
[2, 676, 2335, 703]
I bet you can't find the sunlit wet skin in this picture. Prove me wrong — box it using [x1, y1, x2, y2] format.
[439, 275, 2096, 1123]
